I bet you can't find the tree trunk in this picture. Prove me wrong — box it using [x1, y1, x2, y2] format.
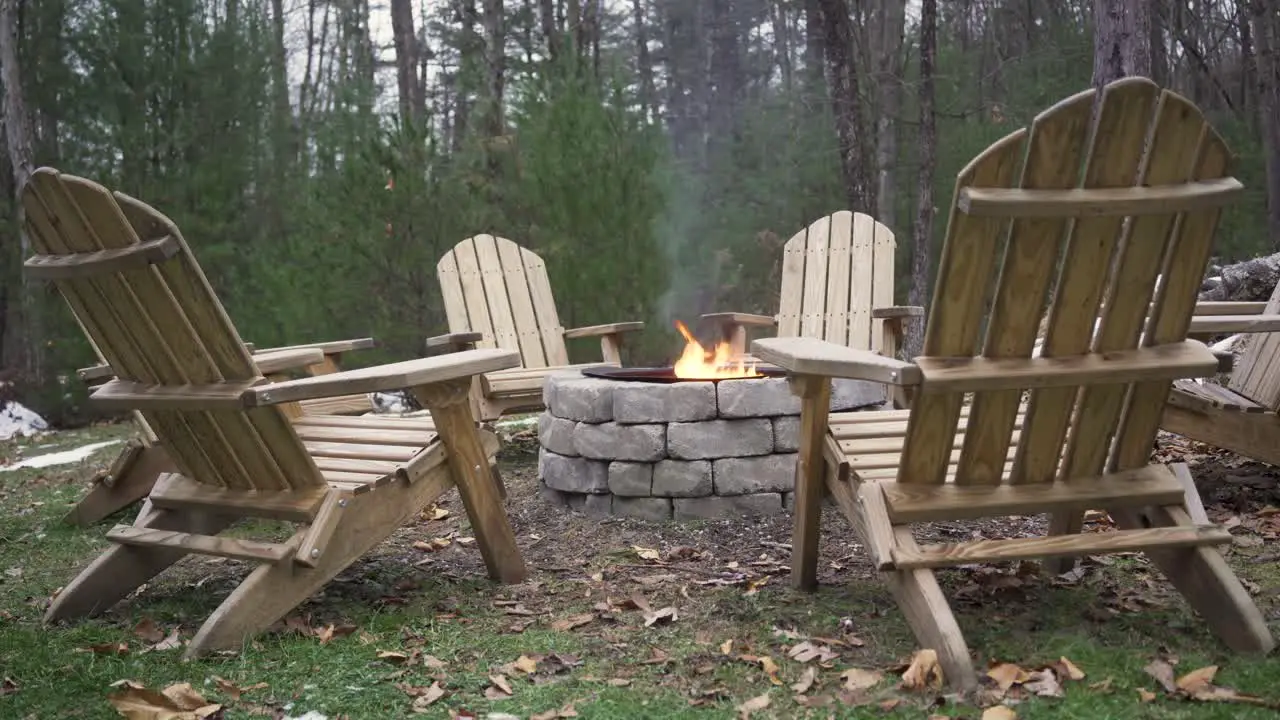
[452, 0, 476, 151]
[1091, 0, 1152, 90]
[817, 0, 872, 212]
[0, 0, 42, 384]
[1149, 0, 1167, 85]
[803, 0, 824, 87]
[905, 0, 937, 360]
[390, 0, 423, 124]
[873, 0, 906, 227]
[1249, 0, 1280, 250]
[633, 0, 655, 119]
[1240, 1, 1256, 122]
[482, 0, 505, 137]
[540, 0, 558, 60]
[772, 1, 793, 93]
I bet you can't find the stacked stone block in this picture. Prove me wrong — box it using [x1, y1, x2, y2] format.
[538, 370, 885, 520]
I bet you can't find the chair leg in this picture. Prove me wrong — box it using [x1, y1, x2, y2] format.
[491, 464, 509, 502]
[888, 528, 978, 691]
[45, 506, 235, 623]
[186, 463, 459, 659]
[64, 443, 174, 527]
[415, 379, 526, 584]
[1114, 504, 1275, 655]
[790, 376, 831, 591]
[1043, 510, 1085, 575]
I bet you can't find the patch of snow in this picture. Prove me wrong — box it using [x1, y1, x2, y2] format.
[0, 401, 49, 441]
[283, 713, 328, 720]
[1211, 334, 1240, 353]
[495, 416, 538, 429]
[0, 439, 122, 472]
[369, 391, 411, 414]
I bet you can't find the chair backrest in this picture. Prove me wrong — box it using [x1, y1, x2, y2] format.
[1227, 281, 1280, 409]
[21, 168, 324, 491]
[437, 234, 569, 369]
[896, 77, 1239, 488]
[777, 211, 896, 353]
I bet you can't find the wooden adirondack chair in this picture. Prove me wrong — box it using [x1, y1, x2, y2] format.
[23, 168, 525, 659]
[429, 234, 645, 421]
[752, 78, 1275, 690]
[64, 337, 391, 527]
[1164, 284, 1280, 465]
[700, 211, 923, 361]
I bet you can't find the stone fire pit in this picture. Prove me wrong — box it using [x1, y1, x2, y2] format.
[537, 368, 886, 520]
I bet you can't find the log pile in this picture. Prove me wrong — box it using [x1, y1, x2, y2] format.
[1199, 252, 1280, 302]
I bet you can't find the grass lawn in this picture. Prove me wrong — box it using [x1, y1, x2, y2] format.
[1, 421, 1279, 719]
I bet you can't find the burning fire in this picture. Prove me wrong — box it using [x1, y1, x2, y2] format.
[672, 321, 762, 380]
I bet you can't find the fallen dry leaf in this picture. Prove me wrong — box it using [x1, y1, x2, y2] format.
[427, 506, 451, 521]
[606, 678, 632, 687]
[107, 682, 222, 720]
[529, 704, 578, 720]
[1057, 656, 1086, 681]
[149, 629, 184, 652]
[1175, 665, 1218, 695]
[986, 662, 1030, 691]
[901, 649, 943, 691]
[132, 618, 165, 644]
[377, 650, 415, 664]
[550, 613, 595, 632]
[720, 639, 734, 655]
[410, 682, 446, 712]
[758, 656, 783, 685]
[1, 677, 17, 696]
[1023, 668, 1063, 698]
[791, 666, 817, 694]
[1144, 658, 1178, 694]
[1137, 687, 1157, 702]
[736, 692, 770, 718]
[485, 674, 514, 700]
[212, 677, 267, 701]
[632, 545, 661, 561]
[642, 606, 678, 627]
[789, 641, 838, 664]
[840, 667, 883, 692]
[982, 706, 1018, 720]
[513, 655, 539, 674]
[83, 642, 130, 656]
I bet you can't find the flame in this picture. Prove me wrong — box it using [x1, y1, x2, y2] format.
[672, 320, 762, 380]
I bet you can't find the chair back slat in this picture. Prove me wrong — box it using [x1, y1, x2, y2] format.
[21, 169, 324, 492]
[777, 211, 896, 352]
[895, 78, 1236, 487]
[1228, 282, 1280, 410]
[437, 235, 569, 369]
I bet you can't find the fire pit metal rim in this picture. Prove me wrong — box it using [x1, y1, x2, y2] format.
[579, 365, 787, 384]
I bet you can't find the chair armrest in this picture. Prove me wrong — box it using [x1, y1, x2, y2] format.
[79, 347, 329, 384]
[1188, 314, 1280, 335]
[253, 337, 376, 356]
[871, 306, 925, 320]
[753, 337, 922, 386]
[563, 322, 645, 339]
[243, 348, 520, 407]
[251, 348, 327, 375]
[425, 331, 484, 352]
[1192, 301, 1268, 316]
[700, 312, 777, 328]
[77, 363, 116, 385]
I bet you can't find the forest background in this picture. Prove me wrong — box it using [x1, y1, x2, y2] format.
[2, 0, 1277, 425]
